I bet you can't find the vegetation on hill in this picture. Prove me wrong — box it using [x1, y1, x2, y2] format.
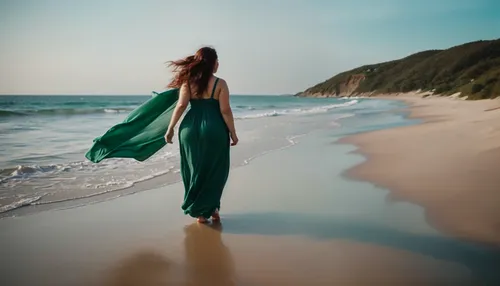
[298, 39, 500, 100]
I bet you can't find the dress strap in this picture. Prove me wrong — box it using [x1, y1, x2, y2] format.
[210, 78, 220, 99]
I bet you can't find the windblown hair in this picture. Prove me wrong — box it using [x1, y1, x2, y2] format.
[167, 47, 218, 98]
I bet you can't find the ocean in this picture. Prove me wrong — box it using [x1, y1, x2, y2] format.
[0, 94, 412, 217]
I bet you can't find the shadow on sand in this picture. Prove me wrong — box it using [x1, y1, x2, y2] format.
[220, 212, 500, 285]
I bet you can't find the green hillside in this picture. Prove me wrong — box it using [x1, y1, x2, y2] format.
[298, 39, 500, 100]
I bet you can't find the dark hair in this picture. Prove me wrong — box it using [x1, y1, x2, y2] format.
[167, 47, 218, 98]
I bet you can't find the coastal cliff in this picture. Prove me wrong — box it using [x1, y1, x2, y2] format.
[297, 39, 500, 100]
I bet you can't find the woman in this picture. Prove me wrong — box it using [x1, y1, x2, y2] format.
[164, 47, 238, 223]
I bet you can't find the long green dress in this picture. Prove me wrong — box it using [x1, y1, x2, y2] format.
[179, 78, 230, 219]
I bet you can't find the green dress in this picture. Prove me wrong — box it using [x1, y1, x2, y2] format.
[179, 78, 230, 219]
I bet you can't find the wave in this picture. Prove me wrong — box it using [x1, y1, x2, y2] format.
[0, 110, 27, 117]
[235, 100, 359, 119]
[0, 107, 135, 117]
[234, 104, 277, 110]
[0, 164, 71, 183]
[235, 105, 255, 110]
[236, 111, 280, 119]
[0, 101, 17, 107]
[339, 96, 363, 100]
[0, 161, 176, 214]
[0, 195, 42, 214]
[61, 101, 92, 106]
[29, 167, 174, 207]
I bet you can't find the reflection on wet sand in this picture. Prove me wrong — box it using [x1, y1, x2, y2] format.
[184, 222, 235, 286]
[99, 213, 493, 286]
[101, 222, 234, 286]
[102, 251, 171, 286]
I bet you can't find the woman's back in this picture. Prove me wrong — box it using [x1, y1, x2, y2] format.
[181, 77, 228, 133]
[188, 76, 221, 100]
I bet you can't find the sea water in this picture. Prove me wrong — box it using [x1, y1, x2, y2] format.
[0, 94, 411, 216]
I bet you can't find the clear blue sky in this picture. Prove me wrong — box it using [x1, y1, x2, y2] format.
[0, 0, 499, 95]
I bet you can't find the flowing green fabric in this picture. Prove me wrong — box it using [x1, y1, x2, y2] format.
[179, 78, 230, 218]
[85, 88, 179, 163]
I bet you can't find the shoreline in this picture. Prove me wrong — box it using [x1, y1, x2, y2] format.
[0, 134, 300, 219]
[341, 92, 500, 247]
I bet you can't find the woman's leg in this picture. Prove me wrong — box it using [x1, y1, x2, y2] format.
[197, 217, 208, 223]
[211, 208, 220, 221]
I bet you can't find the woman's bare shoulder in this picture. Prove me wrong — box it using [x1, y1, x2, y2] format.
[215, 77, 228, 88]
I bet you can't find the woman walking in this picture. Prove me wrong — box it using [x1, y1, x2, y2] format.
[164, 47, 238, 223]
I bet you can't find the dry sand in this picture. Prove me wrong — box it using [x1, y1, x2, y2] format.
[342, 93, 500, 247]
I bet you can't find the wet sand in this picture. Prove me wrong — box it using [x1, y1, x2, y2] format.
[1, 100, 499, 285]
[342, 94, 500, 247]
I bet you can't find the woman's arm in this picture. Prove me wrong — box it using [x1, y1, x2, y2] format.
[165, 83, 190, 143]
[218, 79, 238, 145]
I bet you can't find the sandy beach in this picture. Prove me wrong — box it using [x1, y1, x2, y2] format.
[1, 96, 500, 286]
[342, 93, 500, 247]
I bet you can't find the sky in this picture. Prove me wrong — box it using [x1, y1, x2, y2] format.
[0, 0, 499, 95]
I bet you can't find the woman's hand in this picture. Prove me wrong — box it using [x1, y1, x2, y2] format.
[230, 132, 239, 146]
[165, 128, 174, 144]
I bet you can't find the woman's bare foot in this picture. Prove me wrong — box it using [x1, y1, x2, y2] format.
[211, 209, 220, 221]
[197, 217, 208, 223]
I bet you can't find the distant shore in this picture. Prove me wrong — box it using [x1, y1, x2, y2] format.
[297, 40, 500, 100]
[341, 92, 500, 247]
[296, 90, 469, 99]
